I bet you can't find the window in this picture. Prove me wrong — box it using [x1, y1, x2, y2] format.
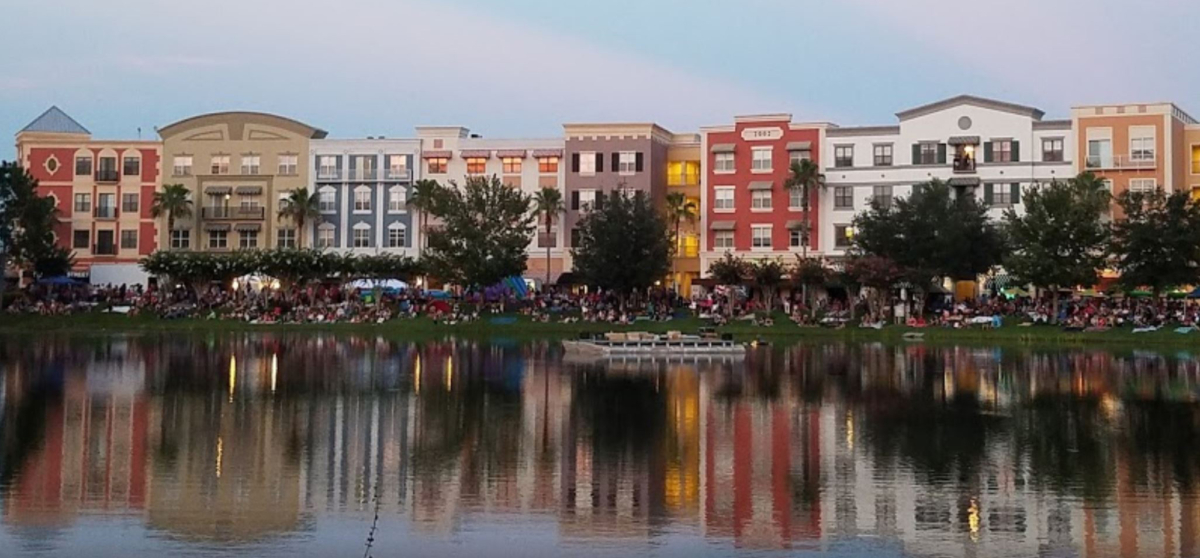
[751, 147, 772, 172]
[502, 157, 522, 174]
[353, 228, 370, 248]
[618, 152, 637, 174]
[97, 193, 115, 214]
[538, 156, 559, 173]
[388, 188, 406, 212]
[317, 227, 335, 248]
[873, 144, 893, 166]
[122, 193, 139, 213]
[1087, 139, 1113, 168]
[918, 143, 939, 165]
[170, 229, 190, 250]
[120, 230, 138, 250]
[751, 225, 772, 249]
[74, 193, 91, 213]
[75, 156, 92, 176]
[387, 226, 407, 248]
[790, 188, 803, 209]
[991, 140, 1013, 163]
[239, 196, 260, 211]
[1129, 178, 1157, 194]
[872, 185, 893, 209]
[1193, 145, 1200, 174]
[318, 156, 339, 178]
[987, 184, 1014, 206]
[427, 157, 448, 174]
[714, 231, 734, 250]
[578, 189, 596, 210]
[834, 186, 854, 209]
[751, 189, 772, 210]
[278, 154, 298, 175]
[570, 228, 581, 248]
[123, 156, 140, 177]
[173, 156, 192, 176]
[1130, 127, 1156, 161]
[466, 157, 487, 175]
[208, 230, 228, 249]
[789, 150, 812, 167]
[354, 189, 371, 212]
[579, 152, 597, 176]
[241, 155, 260, 175]
[210, 155, 230, 175]
[834, 146, 853, 168]
[277, 229, 296, 249]
[319, 190, 336, 212]
[73, 230, 89, 249]
[386, 156, 408, 179]
[236, 230, 257, 249]
[789, 229, 802, 248]
[834, 225, 852, 248]
[537, 230, 557, 248]
[1042, 139, 1064, 162]
[714, 188, 734, 211]
[714, 152, 735, 173]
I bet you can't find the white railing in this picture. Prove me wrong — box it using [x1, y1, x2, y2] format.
[348, 168, 379, 181]
[317, 168, 342, 180]
[1085, 155, 1156, 170]
[385, 168, 412, 180]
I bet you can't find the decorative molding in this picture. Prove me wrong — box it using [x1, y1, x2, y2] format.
[741, 127, 783, 142]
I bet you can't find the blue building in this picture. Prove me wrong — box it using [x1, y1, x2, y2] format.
[309, 138, 420, 257]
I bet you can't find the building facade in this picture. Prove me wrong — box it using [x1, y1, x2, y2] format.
[416, 126, 566, 284]
[699, 115, 829, 271]
[666, 135, 702, 294]
[821, 95, 1075, 257]
[157, 112, 326, 253]
[1071, 102, 1196, 206]
[15, 106, 161, 277]
[309, 138, 420, 257]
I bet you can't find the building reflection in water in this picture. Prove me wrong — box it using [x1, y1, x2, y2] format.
[2, 336, 1200, 556]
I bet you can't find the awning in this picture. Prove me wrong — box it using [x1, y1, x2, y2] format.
[710, 143, 735, 153]
[748, 181, 773, 191]
[786, 141, 812, 151]
[422, 150, 452, 159]
[235, 223, 262, 232]
[205, 186, 232, 196]
[496, 149, 527, 158]
[459, 150, 492, 158]
[786, 220, 804, 230]
[710, 221, 735, 231]
[948, 136, 980, 145]
[531, 149, 563, 157]
[204, 223, 231, 232]
[235, 186, 262, 195]
[947, 177, 980, 187]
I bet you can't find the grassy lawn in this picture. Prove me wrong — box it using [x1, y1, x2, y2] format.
[4, 311, 1200, 348]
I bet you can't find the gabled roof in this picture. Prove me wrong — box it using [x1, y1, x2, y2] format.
[896, 95, 1045, 122]
[19, 106, 90, 135]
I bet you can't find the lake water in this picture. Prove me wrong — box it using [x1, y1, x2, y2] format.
[1, 334, 1198, 557]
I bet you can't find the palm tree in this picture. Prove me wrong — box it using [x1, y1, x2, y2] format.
[409, 179, 441, 250]
[785, 159, 826, 259]
[532, 187, 565, 289]
[150, 183, 193, 249]
[664, 191, 698, 294]
[277, 187, 321, 249]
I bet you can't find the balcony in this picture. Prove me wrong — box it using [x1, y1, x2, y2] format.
[667, 172, 700, 186]
[384, 168, 412, 181]
[316, 168, 343, 181]
[202, 206, 266, 220]
[93, 243, 117, 256]
[95, 170, 120, 183]
[94, 206, 118, 219]
[348, 168, 379, 181]
[953, 157, 977, 173]
[1085, 155, 1156, 170]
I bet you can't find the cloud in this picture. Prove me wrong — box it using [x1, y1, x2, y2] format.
[115, 55, 235, 74]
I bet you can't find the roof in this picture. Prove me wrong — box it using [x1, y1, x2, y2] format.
[158, 111, 327, 139]
[19, 106, 90, 135]
[896, 95, 1045, 122]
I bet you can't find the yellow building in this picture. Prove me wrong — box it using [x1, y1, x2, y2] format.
[666, 135, 702, 295]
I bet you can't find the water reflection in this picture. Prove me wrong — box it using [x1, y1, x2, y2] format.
[2, 336, 1200, 556]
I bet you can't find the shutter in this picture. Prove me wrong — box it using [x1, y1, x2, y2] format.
[571, 153, 580, 173]
[1010, 140, 1020, 162]
[984, 142, 993, 163]
[984, 183, 994, 205]
[937, 143, 947, 164]
[635, 152, 644, 172]
[596, 153, 604, 172]
[611, 153, 619, 173]
[571, 191, 580, 210]
[912, 144, 921, 165]
[595, 192, 604, 209]
[1011, 183, 1021, 204]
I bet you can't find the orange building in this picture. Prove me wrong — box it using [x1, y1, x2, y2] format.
[1071, 102, 1196, 202]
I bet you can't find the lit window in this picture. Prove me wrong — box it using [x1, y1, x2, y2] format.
[208, 230, 228, 249]
[714, 188, 734, 211]
[353, 228, 370, 248]
[241, 154, 260, 175]
[751, 147, 772, 171]
[714, 231, 734, 250]
[278, 154, 298, 175]
[466, 157, 487, 175]
[751, 189, 772, 210]
[751, 225, 771, 249]
[173, 156, 192, 176]
[210, 155, 230, 175]
[834, 225, 852, 248]
[538, 156, 559, 173]
[354, 189, 371, 212]
[1192, 145, 1200, 174]
[427, 158, 448, 174]
[502, 157, 522, 174]
[714, 153, 735, 172]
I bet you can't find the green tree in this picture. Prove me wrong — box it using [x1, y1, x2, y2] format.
[1110, 187, 1200, 295]
[750, 258, 786, 311]
[844, 255, 903, 321]
[706, 253, 750, 316]
[791, 256, 829, 317]
[422, 175, 534, 289]
[0, 162, 73, 281]
[277, 187, 321, 249]
[150, 183, 193, 247]
[784, 159, 826, 259]
[532, 186, 564, 288]
[1003, 173, 1110, 321]
[664, 191, 698, 294]
[572, 190, 672, 298]
[409, 179, 443, 250]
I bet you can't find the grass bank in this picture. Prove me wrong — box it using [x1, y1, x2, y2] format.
[3, 312, 1200, 348]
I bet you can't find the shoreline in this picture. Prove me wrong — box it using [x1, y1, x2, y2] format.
[4, 313, 1200, 348]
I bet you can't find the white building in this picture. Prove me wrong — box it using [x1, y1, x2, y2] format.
[820, 95, 1075, 256]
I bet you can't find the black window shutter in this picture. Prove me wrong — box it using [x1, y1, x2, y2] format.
[611, 153, 619, 172]
[595, 192, 604, 209]
[911, 144, 921, 165]
[596, 153, 604, 172]
[1010, 141, 1020, 162]
[635, 152, 644, 172]
[570, 228, 580, 247]
[937, 143, 947, 165]
[571, 191, 580, 210]
[1011, 183, 1021, 204]
[571, 153, 580, 173]
[983, 142, 993, 163]
[984, 183, 994, 205]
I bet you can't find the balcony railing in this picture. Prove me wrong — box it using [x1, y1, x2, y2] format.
[202, 206, 266, 220]
[384, 168, 412, 181]
[667, 173, 701, 186]
[93, 243, 117, 256]
[316, 168, 343, 181]
[1085, 155, 1156, 170]
[94, 207, 118, 219]
[348, 168, 379, 181]
[95, 170, 120, 182]
[953, 157, 976, 173]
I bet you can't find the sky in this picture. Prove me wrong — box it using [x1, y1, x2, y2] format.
[3, 0, 1198, 157]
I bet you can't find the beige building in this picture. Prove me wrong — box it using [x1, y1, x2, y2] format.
[157, 112, 326, 252]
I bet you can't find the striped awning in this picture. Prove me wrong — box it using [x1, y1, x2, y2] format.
[531, 149, 563, 157]
[948, 136, 980, 145]
[710, 143, 735, 153]
[459, 150, 492, 158]
[496, 149, 527, 158]
[947, 177, 980, 187]
[235, 223, 262, 232]
[748, 181, 773, 191]
[204, 223, 231, 232]
[205, 186, 232, 196]
[422, 150, 452, 159]
[786, 141, 812, 151]
[710, 221, 735, 231]
[235, 186, 262, 195]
